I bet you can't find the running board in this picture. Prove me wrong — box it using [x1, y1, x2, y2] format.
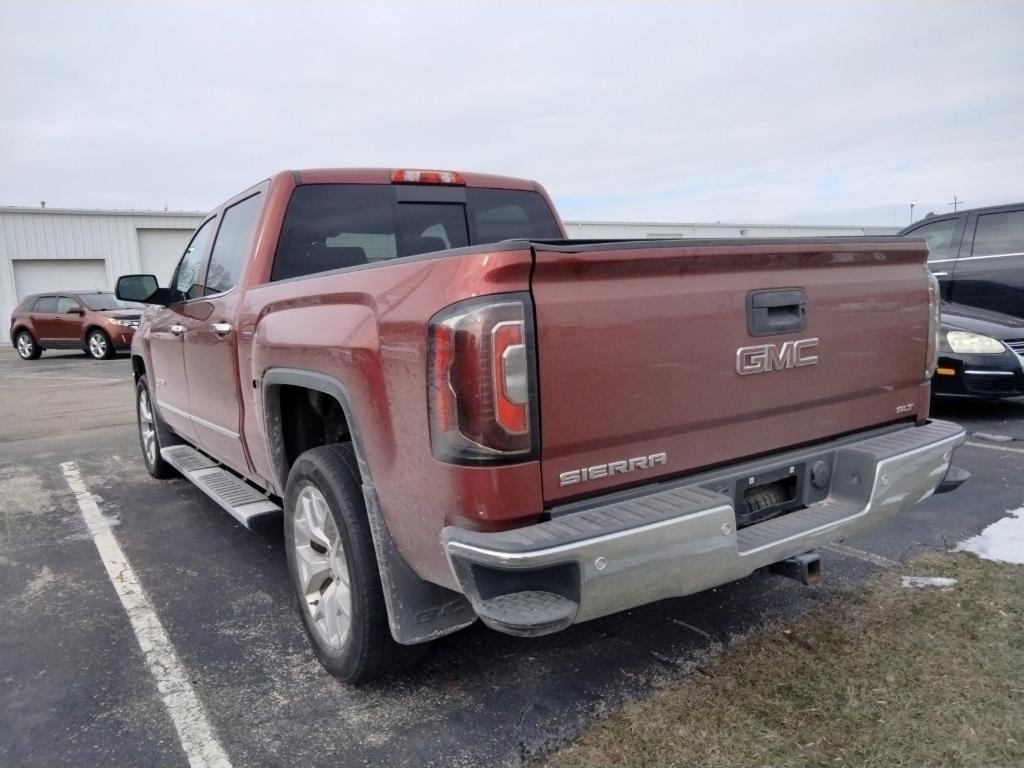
[160, 445, 280, 528]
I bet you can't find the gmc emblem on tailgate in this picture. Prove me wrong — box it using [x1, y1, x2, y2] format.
[736, 338, 819, 375]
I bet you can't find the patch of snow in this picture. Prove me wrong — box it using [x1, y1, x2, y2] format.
[955, 505, 1024, 565]
[901, 576, 958, 590]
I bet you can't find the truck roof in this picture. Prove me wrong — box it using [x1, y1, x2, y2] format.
[287, 168, 540, 191]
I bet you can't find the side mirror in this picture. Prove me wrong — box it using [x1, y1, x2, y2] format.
[116, 274, 168, 305]
[68, 307, 84, 315]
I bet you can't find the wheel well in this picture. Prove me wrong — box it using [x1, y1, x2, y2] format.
[84, 325, 109, 343]
[275, 385, 352, 480]
[132, 355, 145, 381]
[11, 325, 30, 342]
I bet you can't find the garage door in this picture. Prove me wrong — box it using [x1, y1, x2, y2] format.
[13, 259, 109, 299]
[138, 229, 191, 284]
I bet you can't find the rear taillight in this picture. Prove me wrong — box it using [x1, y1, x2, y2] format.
[391, 169, 465, 186]
[427, 293, 538, 464]
[925, 272, 940, 379]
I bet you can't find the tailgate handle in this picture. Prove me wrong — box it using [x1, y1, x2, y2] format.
[746, 289, 807, 336]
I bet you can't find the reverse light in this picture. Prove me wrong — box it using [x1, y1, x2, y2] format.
[427, 294, 538, 464]
[391, 169, 465, 186]
[946, 330, 1005, 355]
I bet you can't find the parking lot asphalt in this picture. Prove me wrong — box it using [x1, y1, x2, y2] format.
[1, 346, 1022, 768]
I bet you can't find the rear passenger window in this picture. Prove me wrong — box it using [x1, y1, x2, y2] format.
[906, 218, 960, 262]
[972, 210, 1024, 257]
[33, 296, 58, 311]
[207, 193, 262, 294]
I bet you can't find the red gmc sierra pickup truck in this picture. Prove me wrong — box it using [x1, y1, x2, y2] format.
[117, 168, 968, 683]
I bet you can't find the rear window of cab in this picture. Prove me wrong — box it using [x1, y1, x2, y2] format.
[270, 185, 561, 282]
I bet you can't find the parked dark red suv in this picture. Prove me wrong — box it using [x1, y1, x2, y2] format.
[9, 291, 142, 360]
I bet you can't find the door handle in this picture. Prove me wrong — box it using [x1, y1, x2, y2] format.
[169, 324, 186, 336]
[210, 322, 232, 336]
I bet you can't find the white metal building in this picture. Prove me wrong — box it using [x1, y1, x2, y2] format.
[0, 207, 898, 343]
[1, 207, 204, 342]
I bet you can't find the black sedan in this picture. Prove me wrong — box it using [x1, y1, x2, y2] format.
[933, 302, 1024, 399]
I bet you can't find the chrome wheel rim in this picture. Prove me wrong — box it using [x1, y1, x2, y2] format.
[138, 387, 157, 467]
[16, 334, 33, 358]
[293, 484, 351, 650]
[89, 333, 107, 358]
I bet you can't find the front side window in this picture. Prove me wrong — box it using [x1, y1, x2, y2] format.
[906, 217, 961, 262]
[206, 193, 263, 295]
[972, 210, 1024, 257]
[56, 297, 80, 313]
[33, 296, 58, 312]
[270, 184, 562, 282]
[172, 218, 216, 302]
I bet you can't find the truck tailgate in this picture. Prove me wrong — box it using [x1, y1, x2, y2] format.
[530, 238, 931, 502]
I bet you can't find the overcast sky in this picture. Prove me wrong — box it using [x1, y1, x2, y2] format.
[2, 1, 1022, 226]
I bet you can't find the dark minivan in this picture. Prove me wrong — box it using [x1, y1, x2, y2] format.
[900, 202, 1024, 319]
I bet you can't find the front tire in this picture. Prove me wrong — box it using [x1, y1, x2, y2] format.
[15, 330, 41, 360]
[87, 329, 115, 360]
[136, 375, 177, 478]
[284, 443, 429, 683]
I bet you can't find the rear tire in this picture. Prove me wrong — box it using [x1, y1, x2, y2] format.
[15, 330, 41, 360]
[136, 375, 177, 479]
[87, 329, 115, 360]
[284, 443, 430, 683]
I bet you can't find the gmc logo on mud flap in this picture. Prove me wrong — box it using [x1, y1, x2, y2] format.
[736, 338, 819, 376]
[415, 599, 469, 625]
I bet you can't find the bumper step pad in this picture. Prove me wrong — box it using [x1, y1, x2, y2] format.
[161, 445, 280, 528]
[474, 591, 578, 637]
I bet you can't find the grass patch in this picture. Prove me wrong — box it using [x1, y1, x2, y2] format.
[538, 553, 1024, 768]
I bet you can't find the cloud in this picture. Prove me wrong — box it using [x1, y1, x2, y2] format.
[1, 0, 1022, 225]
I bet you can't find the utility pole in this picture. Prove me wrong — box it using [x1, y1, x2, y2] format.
[947, 195, 965, 212]
[910, 200, 916, 223]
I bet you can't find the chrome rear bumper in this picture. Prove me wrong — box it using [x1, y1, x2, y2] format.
[442, 420, 966, 636]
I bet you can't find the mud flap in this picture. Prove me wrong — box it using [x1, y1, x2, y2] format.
[362, 484, 476, 644]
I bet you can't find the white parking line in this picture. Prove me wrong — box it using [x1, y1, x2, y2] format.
[60, 462, 232, 768]
[823, 543, 899, 568]
[964, 440, 1024, 455]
